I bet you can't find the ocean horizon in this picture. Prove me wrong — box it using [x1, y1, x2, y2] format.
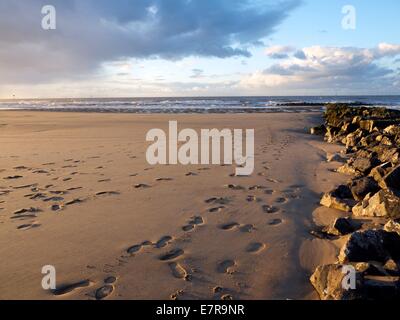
[1, 95, 400, 113]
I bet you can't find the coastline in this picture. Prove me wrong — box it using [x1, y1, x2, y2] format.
[0, 109, 382, 300]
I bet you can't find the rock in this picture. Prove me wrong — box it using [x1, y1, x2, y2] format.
[326, 153, 346, 163]
[311, 263, 400, 300]
[345, 129, 363, 148]
[359, 120, 375, 132]
[384, 220, 400, 236]
[352, 157, 379, 174]
[320, 185, 357, 212]
[369, 162, 392, 185]
[383, 125, 400, 136]
[372, 146, 400, 164]
[352, 190, 400, 219]
[378, 165, 400, 190]
[324, 217, 361, 236]
[383, 259, 399, 273]
[310, 125, 326, 135]
[337, 163, 359, 176]
[349, 177, 380, 201]
[310, 264, 364, 300]
[338, 229, 400, 264]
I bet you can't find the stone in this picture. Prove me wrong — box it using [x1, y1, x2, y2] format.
[378, 165, 400, 190]
[320, 185, 357, 212]
[338, 229, 400, 264]
[352, 190, 400, 219]
[384, 220, 400, 236]
[352, 157, 379, 174]
[384, 125, 400, 136]
[337, 163, 359, 176]
[349, 177, 380, 201]
[310, 125, 326, 135]
[324, 217, 361, 236]
[369, 162, 392, 185]
[345, 130, 363, 148]
[326, 153, 346, 163]
[359, 120, 375, 132]
[310, 264, 364, 300]
[310, 263, 400, 300]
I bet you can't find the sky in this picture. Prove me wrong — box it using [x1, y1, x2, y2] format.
[0, 0, 399, 98]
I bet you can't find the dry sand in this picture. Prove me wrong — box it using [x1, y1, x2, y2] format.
[0, 111, 346, 300]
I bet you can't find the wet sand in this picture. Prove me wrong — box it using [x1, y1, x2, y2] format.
[0, 111, 343, 300]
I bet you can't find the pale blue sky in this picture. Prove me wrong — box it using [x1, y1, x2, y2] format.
[0, 0, 399, 98]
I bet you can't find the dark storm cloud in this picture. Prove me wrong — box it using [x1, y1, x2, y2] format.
[0, 0, 301, 84]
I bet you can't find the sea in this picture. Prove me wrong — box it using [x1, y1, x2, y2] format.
[0, 96, 400, 113]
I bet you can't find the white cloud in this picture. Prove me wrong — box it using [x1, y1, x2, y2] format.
[264, 45, 295, 59]
[240, 43, 400, 94]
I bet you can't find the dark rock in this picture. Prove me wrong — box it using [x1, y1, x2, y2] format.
[378, 165, 400, 191]
[324, 217, 361, 236]
[320, 185, 357, 212]
[310, 125, 326, 135]
[352, 157, 380, 174]
[349, 177, 380, 201]
[338, 229, 400, 264]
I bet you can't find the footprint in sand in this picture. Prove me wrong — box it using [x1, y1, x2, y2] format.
[182, 216, 204, 232]
[219, 222, 240, 231]
[239, 224, 256, 233]
[268, 218, 283, 226]
[65, 198, 85, 206]
[43, 196, 64, 202]
[209, 206, 225, 213]
[155, 236, 173, 249]
[262, 205, 280, 214]
[248, 185, 266, 191]
[159, 249, 184, 261]
[3, 175, 23, 180]
[246, 195, 260, 202]
[17, 222, 41, 231]
[225, 184, 245, 191]
[51, 204, 64, 211]
[14, 207, 41, 215]
[205, 197, 231, 205]
[275, 197, 288, 204]
[134, 184, 150, 189]
[95, 285, 114, 300]
[52, 280, 92, 296]
[127, 244, 143, 255]
[156, 178, 173, 182]
[185, 172, 198, 176]
[245, 242, 266, 254]
[217, 260, 236, 274]
[169, 262, 191, 281]
[96, 191, 120, 196]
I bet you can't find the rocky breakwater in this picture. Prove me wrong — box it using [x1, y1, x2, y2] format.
[309, 104, 400, 300]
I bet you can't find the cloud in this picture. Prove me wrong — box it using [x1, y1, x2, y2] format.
[240, 43, 400, 93]
[190, 69, 204, 79]
[265, 45, 295, 59]
[0, 0, 301, 85]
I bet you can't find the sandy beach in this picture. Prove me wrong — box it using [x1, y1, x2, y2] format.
[0, 111, 348, 300]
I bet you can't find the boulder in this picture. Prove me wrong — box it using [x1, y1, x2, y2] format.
[320, 185, 357, 212]
[352, 157, 379, 174]
[384, 220, 400, 236]
[383, 125, 400, 136]
[324, 217, 361, 236]
[378, 165, 400, 190]
[369, 162, 392, 185]
[326, 153, 346, 163]
[310, 264, 364, 300]
[349, 177, 380, 201]
[310, 125, 326, 135]
[338, 229, 400, 264]
[311, 263, 400, 300]
[345, 129, 363, 148]
[352, 190, 400, 219]
[337, 163, 358, 176]
[359, 120, 375, 132]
